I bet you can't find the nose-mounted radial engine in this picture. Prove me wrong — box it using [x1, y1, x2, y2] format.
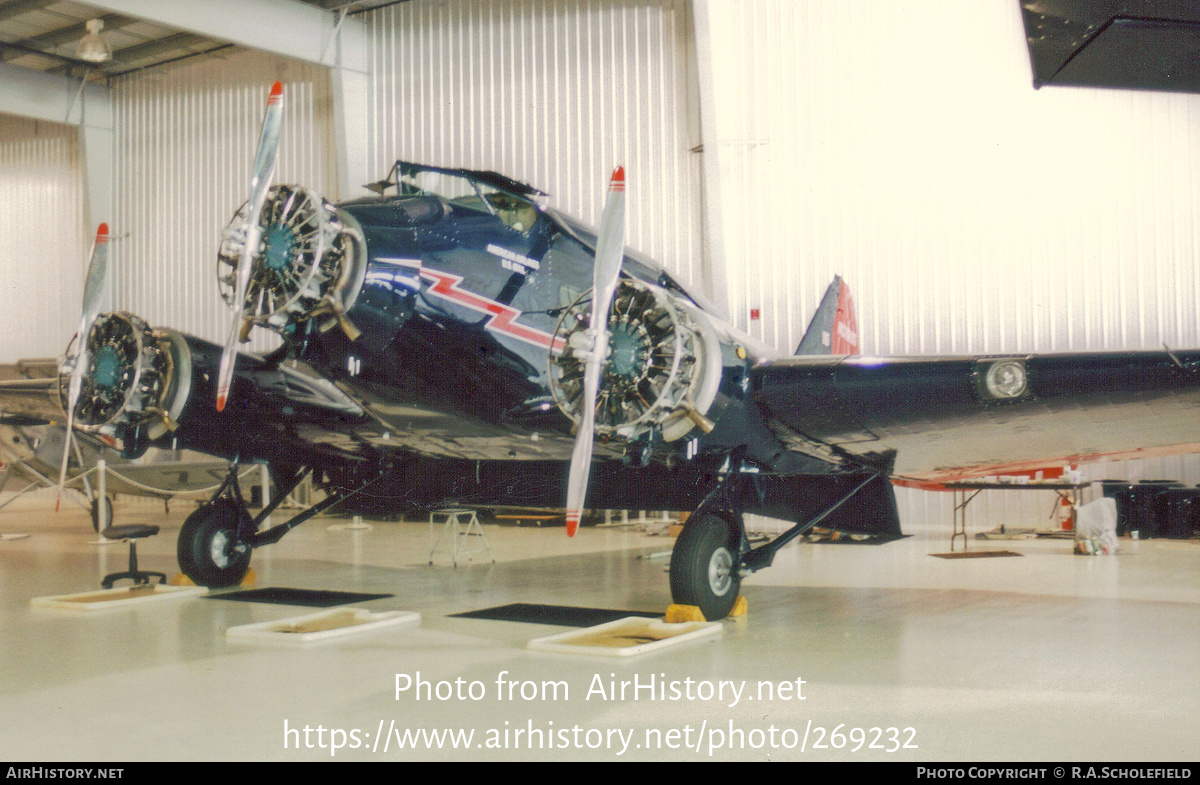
[548, 277, 723, 449]
[216, 184, 368, 342]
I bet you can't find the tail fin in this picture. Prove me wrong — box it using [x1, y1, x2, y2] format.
[795, 275, 859, 355]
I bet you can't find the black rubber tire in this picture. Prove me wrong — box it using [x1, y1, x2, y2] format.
[177, 498, 253, 587]
[669, 513, 742, 620]
[90, 496, 113, 533]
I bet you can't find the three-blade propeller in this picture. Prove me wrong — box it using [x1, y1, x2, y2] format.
[55, 222, 110, 511]
[564, 166, 626, 536]
[216, 81, 284, 412]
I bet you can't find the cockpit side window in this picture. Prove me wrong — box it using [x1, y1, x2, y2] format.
[485, 193, 539, 233]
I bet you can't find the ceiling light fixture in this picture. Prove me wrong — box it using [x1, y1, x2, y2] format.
[76, 19, 112, 63]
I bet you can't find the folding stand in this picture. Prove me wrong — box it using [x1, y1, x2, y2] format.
[428, 508, 494, 566]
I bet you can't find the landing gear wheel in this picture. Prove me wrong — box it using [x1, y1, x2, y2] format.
[669, 513, 742, 620]
[91, 495, 113, 533]
[178, 498, 253, 587]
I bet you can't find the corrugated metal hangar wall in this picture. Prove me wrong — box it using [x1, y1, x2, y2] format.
[0, 115, 85, 360]
[3, 0, 1200, 529]
[111, 49, 334, 353]
[706, 0, 1200, 527]
[109, 0, 701, 351]
[713, 0, 1200, 356]
[365, 0, 704, 289]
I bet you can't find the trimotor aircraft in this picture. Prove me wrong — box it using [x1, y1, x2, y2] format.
[5, 82, 1200, 620]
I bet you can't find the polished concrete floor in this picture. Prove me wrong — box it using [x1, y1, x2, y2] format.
[0, 493, 1197, 762]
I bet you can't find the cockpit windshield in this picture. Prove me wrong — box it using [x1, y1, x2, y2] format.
[370, 161, 544, 233]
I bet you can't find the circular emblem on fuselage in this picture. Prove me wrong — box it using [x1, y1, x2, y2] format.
[985, 359, 1028, 399]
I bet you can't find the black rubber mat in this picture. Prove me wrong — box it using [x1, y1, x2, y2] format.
[930, 550, 1023, 559]
[207, 588, 393, 607]
[450, 603, 661, 627]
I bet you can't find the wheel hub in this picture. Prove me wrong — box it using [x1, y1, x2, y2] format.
[708, 546, 733, 597]
[209, 529, 231, 569]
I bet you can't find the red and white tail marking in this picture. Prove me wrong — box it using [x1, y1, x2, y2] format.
[268, 80, 283, 104]
[566, 510, 581, 537]
[832, 280, 858, 355]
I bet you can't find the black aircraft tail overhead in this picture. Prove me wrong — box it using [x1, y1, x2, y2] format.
[795, 274, 859, 355]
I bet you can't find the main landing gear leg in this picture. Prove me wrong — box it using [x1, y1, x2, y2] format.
[669, 511, 746, 621]
[669, 474, 752, 622]
[177, 462, 380, 588]
[177, 463, 261, 587]
[669, 472, 888, 620]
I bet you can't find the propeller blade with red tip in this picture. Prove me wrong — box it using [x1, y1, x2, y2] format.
[216, 80, 284, 412]
[565, 166, 626, 536]
[56, 222, 110, 510]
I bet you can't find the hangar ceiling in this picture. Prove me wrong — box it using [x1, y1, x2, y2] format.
[0, 0, 393, 79]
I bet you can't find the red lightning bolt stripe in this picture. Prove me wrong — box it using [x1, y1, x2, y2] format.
[419, 270, 565, 351]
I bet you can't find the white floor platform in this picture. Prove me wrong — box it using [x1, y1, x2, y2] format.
[0, 494, 1196, 762]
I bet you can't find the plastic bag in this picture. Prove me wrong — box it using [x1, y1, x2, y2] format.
[1074, 497, 1118, 555]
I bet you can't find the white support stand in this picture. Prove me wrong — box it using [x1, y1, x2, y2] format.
[91, 459, 114, 545]
[428, 508, 493, 567]
[260, 463, 271, 529]
[0, 453, 90, 515]
[598, 509, 633, 528]
[284, 472, 314, 508]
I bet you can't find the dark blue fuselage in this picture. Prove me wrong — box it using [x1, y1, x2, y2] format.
[292, 194, 775, 466]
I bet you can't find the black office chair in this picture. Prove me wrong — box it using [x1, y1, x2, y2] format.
[101, 524, 167, 588]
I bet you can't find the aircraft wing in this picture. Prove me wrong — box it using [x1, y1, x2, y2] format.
[0, 333, 375, 468]
[750, 349, 1200, 483]
[0, 365, 61, 425]
[1, 326, 572, 473]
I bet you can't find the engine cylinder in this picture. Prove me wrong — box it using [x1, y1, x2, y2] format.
[548, 278, 722, 443]
[217, 184, 366, 338]
[61, 313, 192, 452]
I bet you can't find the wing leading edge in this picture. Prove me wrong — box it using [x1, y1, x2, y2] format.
[1, 331, 370, 466]
[751, 349, 1200, 482]
[0, 369, 60, 425]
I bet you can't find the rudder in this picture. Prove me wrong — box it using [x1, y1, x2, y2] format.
[795, 274, 858, 355]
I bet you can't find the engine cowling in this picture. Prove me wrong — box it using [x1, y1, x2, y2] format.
[217, 184, 367, 339]
[60, 312, 192, 453]
[548, 278, 723, 444]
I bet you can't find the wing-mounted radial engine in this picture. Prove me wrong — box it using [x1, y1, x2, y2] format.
[59, 312, 192, 455]
[548, 276, 723, 447]
[216, 183, 368, 342]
